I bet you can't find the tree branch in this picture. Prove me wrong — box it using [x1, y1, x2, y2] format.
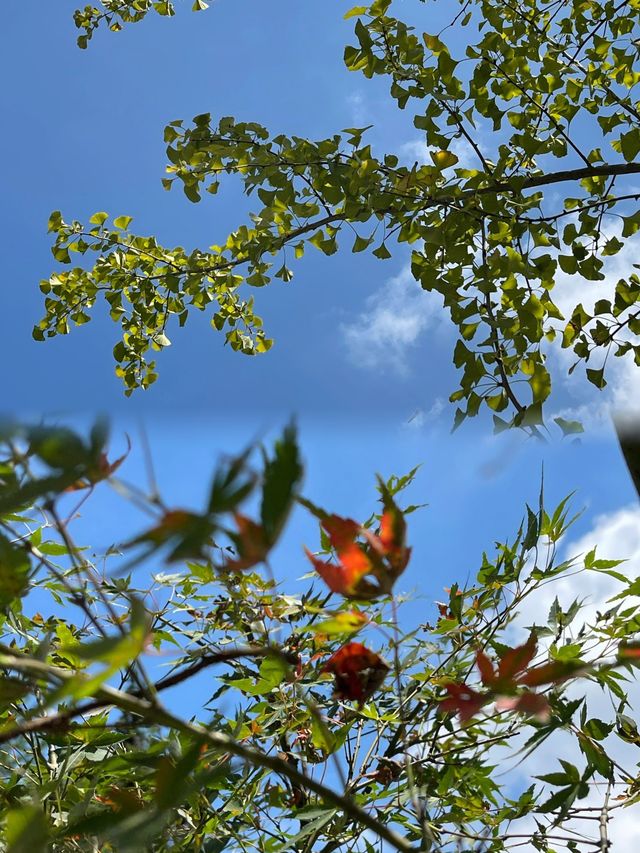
[0, 647, 414, 853]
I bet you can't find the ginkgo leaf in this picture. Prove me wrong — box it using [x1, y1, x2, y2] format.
[431, 149, 459, 169]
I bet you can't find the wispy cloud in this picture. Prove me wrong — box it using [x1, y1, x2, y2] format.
[341, 266, 443, 374]
[403, 397, 446, 430]
[398, 134, 485, 171]
[547, 230, 640, 428]
[518, 503, 640, 634]
[346, 91, 368, 125]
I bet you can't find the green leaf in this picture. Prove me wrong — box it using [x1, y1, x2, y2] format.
[60, 596, 149, 669]
[154, 738, 206, 809]
[0, 677, 30, 707]
[344, 5, 367, 19]
[47, 210, 63, 232]
[0, 534, 30, 609]
[431, 149, 458, 169]
[352, 234, 374, 253]
[586, 368, 607, 389]
[89, 211, 109, 226]
[208, 448, 255, 514]
[583, 718, 613, 741]
[5, 806, 49, 853]
[152, 333, 172, 348]
[554, 417, 584, 437]
[260, 422, 303, 546]
[372, 242, 391, 259]
[27, 426, 89, 470]
[619, 129, 640, 162]
[244, 653, 290, 695]
[310, 716, 336, 753]
[311, 610, 368, 636]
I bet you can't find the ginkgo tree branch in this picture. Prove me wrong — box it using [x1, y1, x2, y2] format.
[51, 0, 640, 428]
[502, 0, 640, 125]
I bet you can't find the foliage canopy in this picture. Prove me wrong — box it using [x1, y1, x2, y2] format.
[0, 420, 639, 851]
[7, 2, 640, 851]
[36, 0, 640, 432]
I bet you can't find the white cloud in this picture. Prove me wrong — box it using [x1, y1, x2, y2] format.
[493, 505, 640, 851]
[550, 227, 640, 323]
[398, 134, 485, 171]
[406, 504, 640, 850]
[517, 504, 640, 635]
[340, 187, 640, 422]
[341, 266, 444, 373]
[346, 91, 368, 125]
[547, 231, 640, 428]
[403, 397, 446, 430]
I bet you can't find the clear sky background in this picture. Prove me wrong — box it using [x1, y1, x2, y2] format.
[3, 4, 640, 847]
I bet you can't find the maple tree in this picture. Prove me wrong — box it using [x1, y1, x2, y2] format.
[0, 419, 640, 851]
[36, 0, 640, 432]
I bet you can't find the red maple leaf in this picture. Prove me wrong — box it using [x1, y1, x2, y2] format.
[497, 633, 537, 682]
[439, 682, 487, 722]
[362, 508, 411, 574]
[322, 642, 389, 704]
[518, 660, 579, 687]
[618, 642, 640, 661]
[304, 545, 377, 598]
[322, 515, 361, 551]
[126, 508, 215, 562]
[475, 634, 539, 691]
[65, 436, 131, 491]
[495, 691, 550, 721]
[305, 504, 411, 599]
[224, 513, 269, 571]
[305, 513, 378, 598]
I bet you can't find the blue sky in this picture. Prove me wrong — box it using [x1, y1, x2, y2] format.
[3, 0, 640, 666]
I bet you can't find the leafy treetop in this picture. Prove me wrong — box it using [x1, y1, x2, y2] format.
[36, 0, 640, 432]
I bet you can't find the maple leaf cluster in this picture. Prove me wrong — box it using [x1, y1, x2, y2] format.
[304, 485, 409, 704]
[440, 634, 581, 723]
[304, 493, 411, 600]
